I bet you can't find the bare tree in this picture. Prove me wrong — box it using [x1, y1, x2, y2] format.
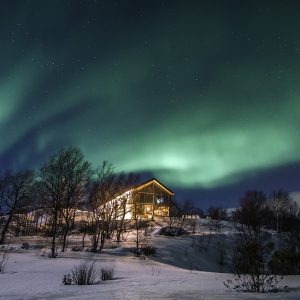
[233, 190, 268, 243]
[0, 170, 34, 244]
[36, 147, 91, 257]
[207, 206, 227, 232]
[207, 206, 227, 221]
[87, 164, 138, 251]
[163, 198, 180, 229]
[114, 173, 138, 243]
[176, 199, 199, 233]
[87, 161, 119, 252]
[132, 214, 146, 256]
[268, 191, 300, 275]
[59, 148, 91, 251]
[227, 190, 282, 292]
[269, 189, 297, 232]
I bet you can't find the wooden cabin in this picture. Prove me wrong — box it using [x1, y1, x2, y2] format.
[130, 178, 174, 220]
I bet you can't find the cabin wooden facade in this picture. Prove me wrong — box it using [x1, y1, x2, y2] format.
[130, 178, 174, 219]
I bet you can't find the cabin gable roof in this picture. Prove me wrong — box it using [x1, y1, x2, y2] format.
[134, 178, 174, 195]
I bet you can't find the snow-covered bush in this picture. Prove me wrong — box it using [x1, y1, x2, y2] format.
[100, 265, 115, 281]
[224, 273, 283, 293]
[63, 261, 115, 285]
[65, 261, 98, 285]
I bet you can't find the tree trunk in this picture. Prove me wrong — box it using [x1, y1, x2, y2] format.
[91, 223, 100, 252]
[116, 219, 124, 243]
[82, 227, 86, 249]
[61, 220, 70, 252]
[51, 210, 58, 258]
[0, 212, 13, 244]
[35, 215, 39, 234]
[91, 232, 100, 252]
[61, 228, 68, 252]
[135, 218, 140, 255]
[99, 232, 105, 251]
[116, 204, 126, 243]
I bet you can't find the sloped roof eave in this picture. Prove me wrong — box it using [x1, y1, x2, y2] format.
[133, 178, 174, 195]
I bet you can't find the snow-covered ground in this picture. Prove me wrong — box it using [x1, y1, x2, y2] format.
[0, 221, 300, 299]
[1, 249, 299, 300]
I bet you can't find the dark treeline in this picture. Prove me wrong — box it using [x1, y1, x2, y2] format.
[232, 190, 300, 279]
[0, 147, 138, 257]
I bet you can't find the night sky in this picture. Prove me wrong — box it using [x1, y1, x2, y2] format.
[1, 0, 300, 209]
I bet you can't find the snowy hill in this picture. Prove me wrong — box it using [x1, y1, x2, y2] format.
[1, 246, 299, 299]
[0, 220, 300, 299]
[151, 220, 236, 273]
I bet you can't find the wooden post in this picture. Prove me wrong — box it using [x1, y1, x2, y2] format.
[151, 183, 154, 221]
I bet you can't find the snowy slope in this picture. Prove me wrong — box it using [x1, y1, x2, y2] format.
[0, 219, 300, 299]
[0, 250, 300, 300]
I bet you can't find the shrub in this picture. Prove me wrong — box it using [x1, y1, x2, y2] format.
[63, 262, 115, 285]
[142, 245, 156, 256]
[21, 242, 29, 250]
[68, 261, 98, 285]
[224, 240, 284, 293]
[100, 265, 115, 281]
[224, 274, 283, 293]
[159, 226, 188, 236]
[130, 247, 142, 256]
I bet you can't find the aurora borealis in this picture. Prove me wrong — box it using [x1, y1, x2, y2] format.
[1, 1, 300, 207]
